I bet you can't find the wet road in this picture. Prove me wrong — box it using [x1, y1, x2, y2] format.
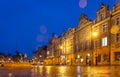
[0, 65, 120, 77]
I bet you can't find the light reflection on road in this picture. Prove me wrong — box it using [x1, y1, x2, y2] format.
[0, 66, 120, 77]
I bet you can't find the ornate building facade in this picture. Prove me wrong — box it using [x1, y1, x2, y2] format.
[43, 1, 120, 65]
[74, 14, 93, 65]
[111, 1, 120, 65]
[63, 28, 75, 65]
[92, 4, 111, 65]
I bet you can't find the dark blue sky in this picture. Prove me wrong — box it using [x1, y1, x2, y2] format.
[0, 0, 118, 58]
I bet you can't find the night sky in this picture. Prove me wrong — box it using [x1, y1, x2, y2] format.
[0, 0, 118, 58]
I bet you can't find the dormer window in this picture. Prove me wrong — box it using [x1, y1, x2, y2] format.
[97, 4, 108, 22]
[99, 13, 104, 21]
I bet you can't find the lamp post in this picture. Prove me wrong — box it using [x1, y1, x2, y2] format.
[92, 32, 98, 65]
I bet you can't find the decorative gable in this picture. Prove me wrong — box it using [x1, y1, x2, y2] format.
[96, 3, 109, 22]
[77, 14, 92, 30]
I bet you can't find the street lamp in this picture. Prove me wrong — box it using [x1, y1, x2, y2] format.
[59, 46, 63, 50]
[92, 32, 97, 37]
[87, 53, 90, 57]
[77, 55, 80, 59]
[92, 31, 98, 65]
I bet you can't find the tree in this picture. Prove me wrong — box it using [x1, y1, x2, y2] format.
[14, 50, 21, 62]
[0, 52, 5, 61]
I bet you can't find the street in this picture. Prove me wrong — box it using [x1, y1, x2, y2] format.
[0, 65, 120, 77]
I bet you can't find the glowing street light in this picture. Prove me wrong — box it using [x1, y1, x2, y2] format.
[87, 53, 90, 57]
[47, 51, 49, 55]
[92, 31, 98, 65]
[77, 55, 80, 59]
[92, 32, 98, 37]
[59, 45, 63, 50]
[39, 55, 41, 58]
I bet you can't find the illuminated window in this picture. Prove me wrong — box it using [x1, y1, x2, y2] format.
[102, 24, 108, 33]
[102, 37, 107, 46]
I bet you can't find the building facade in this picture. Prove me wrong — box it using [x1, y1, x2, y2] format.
[33, 46, 47, 64]
[111, 1, 120, 65]
[43, 1, 120, 66]
[92, 4, 111, 65]
[63, 28, 75, 65]
[45, 34, 56, 65]
[74, 14, 93, 65]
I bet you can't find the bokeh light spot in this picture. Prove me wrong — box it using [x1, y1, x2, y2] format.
[79, 0, 87, 8]
[36, 35, 44, 42]
[40, 25, 47, 34]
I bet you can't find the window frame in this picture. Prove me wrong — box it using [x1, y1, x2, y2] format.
[116, 18, 120, 25]
[116, 33, 120, 42]
[102, 24, 108, 33]
[102, 37, 107, 47]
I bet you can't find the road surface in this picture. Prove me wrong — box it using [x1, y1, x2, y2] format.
[0, 65, 120, 77]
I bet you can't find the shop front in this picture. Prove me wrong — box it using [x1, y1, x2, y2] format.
[111, 43, 120, 65]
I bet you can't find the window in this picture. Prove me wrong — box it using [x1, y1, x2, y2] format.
[98, 54, 101, 62]
[94, 39, 99, 48]
[80, 43, 85, 50]
[102, 24, 108, 32]
[99, 14, 104, 21]
[115, 52, 120, 61]
[116, 18, 120, 25]
[102, 54, 108, 61]
[86, 41, 91, 49]
[83, 43, 86, 50]
[79, 43, 82, 51]
[116, 33, 120, 42]
[102, 37, 107, 46]
[76, 45, 78, 51]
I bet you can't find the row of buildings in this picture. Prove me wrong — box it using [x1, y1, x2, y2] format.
[33, 1, 120, 65]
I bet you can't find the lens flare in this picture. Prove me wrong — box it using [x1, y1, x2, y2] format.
[79, 0, 87, 8]
[40, 25, 47, 34]
[36, 35, 44, 42]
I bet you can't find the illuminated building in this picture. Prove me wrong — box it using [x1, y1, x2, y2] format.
[44, 1, 120, 66]
[74, 14, 93, 65]
[61, 28, 75, 65]
[92, 4, 111, 65]
[111, 1, 120, 65]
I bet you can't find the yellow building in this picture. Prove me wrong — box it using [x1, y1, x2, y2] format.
[45, 33, 57, 65]
[60, 32, 67, 65]
[64, 28, 75, 65]
[44, 1, 120, 66]
[74, 14, 93, 65]
[111, 1, 120, 65]
[53, 36, 62, 65]
[92, 4, 111, 65]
